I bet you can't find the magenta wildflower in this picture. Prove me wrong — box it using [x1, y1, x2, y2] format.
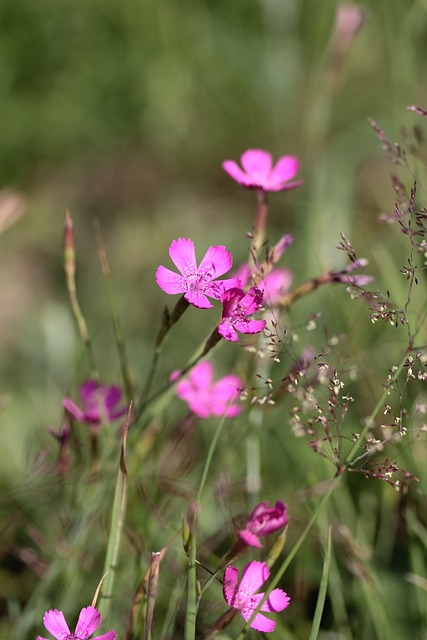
[63, 380, 127, 427]
[37, 606, 117, 640]
[223, 561, 290, 632]
[236, 265, 293, 307]
[222, 149, 302, 192]
[238, 501, 289, 548]
[218, 287, 266, 342]
[175, 361, 243, 418]
[156, 238, 238, 309]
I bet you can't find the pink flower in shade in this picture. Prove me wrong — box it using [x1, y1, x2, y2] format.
[218, 287, 266, 342]
[236, 265, 293, 307]
[37, 606, 117, 640]
[156, 238, 238, 309]
[222, 149, 302, 193]
[63, 380, 127, 427]
[223, 561, 290, 632]
[175, 361, 243, 418]
[238, 501, 289, 548]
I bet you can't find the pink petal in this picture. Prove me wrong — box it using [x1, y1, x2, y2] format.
[222, 160, 251, 186]
[36, 637, 49, 640]
[240, 287, 264, 315]
[93, 631, 118, 640]
[260, 588, 291, 613]
[189, 361, 213, 388]
[212, 276, 242, 295]
[266, 179, 303, 192]
[212, 375, 241, 416]
[246, 610, 276, 632]
[234, 318, 266, 335]
[238, 529, 263, 548]
[156, 266, 187, 295]
[240, 593, 277, 631]
[233, 263, 251, 288]
[63, 397, 85, 422]
[262, 268, 293, 305]
[184, 290, 213, 308]
[240, 149, 272, 179]
[79, 380, 98, 403]
[270, 155, 299, 184]
[223, 566, 240, 606]
[74, 606, 101, 638]
[218, 320, 238, 342]
[239, 560, 269, 596]
[198, 245, 233, 279]
[43, 609, 71, 639]
[168, 238, 197, 277]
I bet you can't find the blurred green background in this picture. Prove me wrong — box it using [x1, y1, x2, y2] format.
[1, 1, 427, 638]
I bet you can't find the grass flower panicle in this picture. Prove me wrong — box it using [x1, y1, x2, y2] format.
[223, 561, 290, 632]
[175, 361, 244, 418]
[156, 237, 238, 309]
[63, 380, 127, 426]
[36, 606, 117, 640]
[222, 149, 302, 192]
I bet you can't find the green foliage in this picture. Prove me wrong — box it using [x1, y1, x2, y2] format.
[1, 1, 427, 639]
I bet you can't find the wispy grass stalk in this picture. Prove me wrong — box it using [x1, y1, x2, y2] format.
[93, 218, 134, 404]
[98, 408, 130, 622]
[185, 412, 228, 640]
[308, 527, 331, 640]
[64, 210, 98, 380]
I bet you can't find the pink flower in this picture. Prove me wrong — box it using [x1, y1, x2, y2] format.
[218, 287, 266, 342]
[236, 265, 293, 307]
[63, 380, 127, 426]
[223, 561, 290, 632]
[175, 361, 243, 418]
[37, 606, 117, 640]
[238, 501, 289, 548]
[222, 149, 302, 193]
[156, 238, 238, 309]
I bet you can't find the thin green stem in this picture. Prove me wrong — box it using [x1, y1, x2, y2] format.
[93, 219, 134, 404]
[185, 413, 228, 640]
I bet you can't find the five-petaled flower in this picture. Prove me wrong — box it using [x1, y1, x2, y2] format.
[175, 361, 243, 418]
[223, 561, 290, 632]
[238, 501, 289, 548]
[37, 606, 117, 640]
[218, 287, 266, 342]
[222, 149, 302, 193]
[63, 380, 127, 427]
[156, 237, 238, 309]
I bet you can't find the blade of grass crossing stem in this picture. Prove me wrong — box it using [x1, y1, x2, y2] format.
[308, 527, 331, 640]
[98, 406, 130, 621]
[64, 210, 98, 380]
[185, 412, 228, 640]
[93, 218, 134, 404]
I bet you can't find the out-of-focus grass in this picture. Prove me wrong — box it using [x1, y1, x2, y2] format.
[1, 1, 427, 638]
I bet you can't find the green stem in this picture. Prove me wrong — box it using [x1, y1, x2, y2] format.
[185, 413, 228, 640]
[93, 219, 134, 404]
